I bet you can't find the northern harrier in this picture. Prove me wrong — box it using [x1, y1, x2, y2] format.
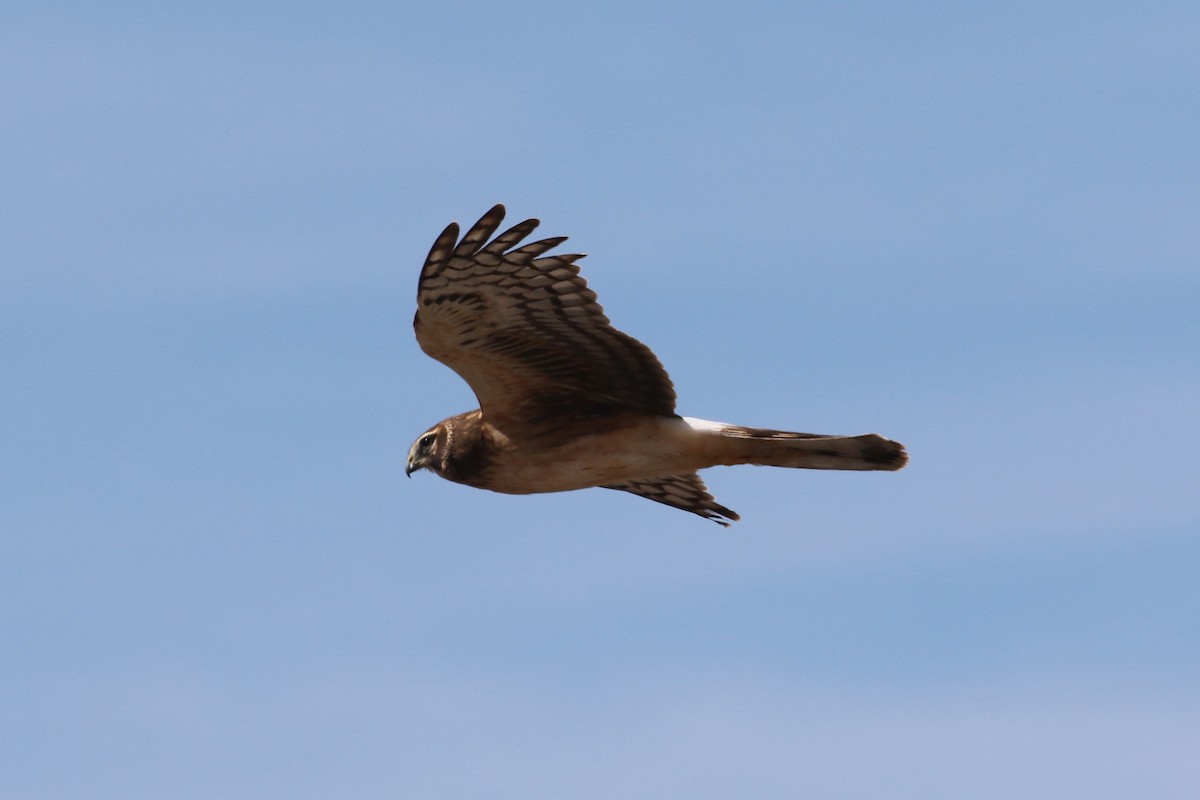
[406, 205, 907, 525]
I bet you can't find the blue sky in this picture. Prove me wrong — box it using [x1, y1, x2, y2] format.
[3, 2, 1198, 798]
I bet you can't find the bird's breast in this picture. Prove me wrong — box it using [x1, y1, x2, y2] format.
[468, 415, 706, 495]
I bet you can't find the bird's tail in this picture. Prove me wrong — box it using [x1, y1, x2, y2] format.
[685, 419, 908, 472]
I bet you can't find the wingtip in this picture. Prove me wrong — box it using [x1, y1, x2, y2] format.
[708, 506, 741, 527]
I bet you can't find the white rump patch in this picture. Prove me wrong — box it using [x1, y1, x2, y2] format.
[680, 417, 731, 434]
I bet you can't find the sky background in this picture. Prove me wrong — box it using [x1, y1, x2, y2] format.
[3, 2, 1198, 798]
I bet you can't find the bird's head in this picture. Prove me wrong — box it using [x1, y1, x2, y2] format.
[405, 423, 447, 478]
[406, 410, 486, 484]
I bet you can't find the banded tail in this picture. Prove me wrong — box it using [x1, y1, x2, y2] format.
[684, 418, 908, 472]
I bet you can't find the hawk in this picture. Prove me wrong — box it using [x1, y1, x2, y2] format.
[406, 205, 907, 525]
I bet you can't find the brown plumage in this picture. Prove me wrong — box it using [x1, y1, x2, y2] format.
[406, 205, 907, 525]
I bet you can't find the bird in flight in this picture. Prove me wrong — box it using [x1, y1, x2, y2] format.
[406, 205, 907, 525]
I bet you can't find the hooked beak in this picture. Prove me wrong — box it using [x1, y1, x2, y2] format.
[405, 451, 424, 478]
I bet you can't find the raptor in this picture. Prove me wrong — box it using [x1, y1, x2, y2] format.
[406, 205, 907, 525]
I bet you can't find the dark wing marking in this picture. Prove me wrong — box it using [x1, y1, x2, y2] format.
[603, 473, 740, 527]
[415, 205, 676, 434]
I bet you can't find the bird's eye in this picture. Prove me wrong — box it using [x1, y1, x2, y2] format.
[419, 433, 436, 450]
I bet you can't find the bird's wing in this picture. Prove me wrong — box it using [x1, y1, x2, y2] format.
[415, 205, 676, 435]
[603, 473, 740, 526]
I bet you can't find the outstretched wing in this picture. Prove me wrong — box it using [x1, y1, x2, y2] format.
[603, 473, 740, 527]
[415, 205, 676, 434]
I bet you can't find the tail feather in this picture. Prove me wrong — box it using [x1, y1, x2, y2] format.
[716, 424, 908, 472]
